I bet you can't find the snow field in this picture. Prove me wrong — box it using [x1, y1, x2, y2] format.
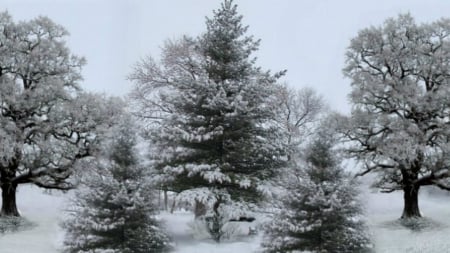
[2, 185, 450, 252]
[363, 188, 450, 253]
[0, 186, 66, 253]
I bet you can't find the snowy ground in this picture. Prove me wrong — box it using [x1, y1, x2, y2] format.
[1, 185, 450, 252]
[160, 211, 263, 253]
[0, 186, 66, 253]
[364, 188, 450, 253]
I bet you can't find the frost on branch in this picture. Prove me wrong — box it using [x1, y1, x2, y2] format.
[0, 12, 119, 216]
[341, 14, 450, 218]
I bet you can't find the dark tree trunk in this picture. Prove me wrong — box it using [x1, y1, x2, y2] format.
[194, 199, 207, 219]
[164, 190, 168, 211]
[401, 185, 421, 219]
[209, 197, 223, 243]
[1, 181, 19, 217]
[170, 198, 176, 214]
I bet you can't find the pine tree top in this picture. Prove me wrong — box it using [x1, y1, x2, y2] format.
[201, 0, 260, 83]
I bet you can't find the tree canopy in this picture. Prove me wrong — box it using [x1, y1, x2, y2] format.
[341, 14, 450, 218]
[0, 12, 118, 216]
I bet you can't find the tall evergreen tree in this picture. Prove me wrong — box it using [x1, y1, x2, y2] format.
[62, 117, 171, 253]
[129, 0, 286, 232]
[193, 0, 286, 204]
[262, 134, 372, 253]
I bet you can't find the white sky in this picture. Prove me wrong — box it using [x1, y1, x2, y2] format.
[3, 0, 450, 113]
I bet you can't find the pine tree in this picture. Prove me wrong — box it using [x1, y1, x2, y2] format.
[129, 0, 286, 242]
[262, 135, 372, 253]
[62, 118, 171, 253]
[200, 0, 259, 83]
[162, 0, 286, 202]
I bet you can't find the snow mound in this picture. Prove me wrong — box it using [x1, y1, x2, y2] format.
[378, 217, 446, 232]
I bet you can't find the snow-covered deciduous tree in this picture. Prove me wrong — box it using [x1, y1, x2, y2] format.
[0, 12, 115, 217]
[341, 14, 450, 218]
[129, 0, 286, 230]
[275, 84, 325, 160]
[261, 85, 326, 211]
[262, 134, 372, 253]
[63, 115, 171, 253]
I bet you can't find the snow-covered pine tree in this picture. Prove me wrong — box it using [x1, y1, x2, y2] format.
[262, 134, 372, 253]
[62, 116, 171, 253]
[129, 0, 286, 242]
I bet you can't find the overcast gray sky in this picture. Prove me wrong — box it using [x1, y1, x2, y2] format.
[3, 0, 450, 113]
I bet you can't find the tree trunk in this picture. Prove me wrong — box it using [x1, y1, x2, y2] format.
[170, 198, 176, 214]
[401, 185, 421, 219]
[164, 190, 168, 211]
[210, 196, 223, 243]
[194, 199, 207, 219]
[1, 181, 19, 217]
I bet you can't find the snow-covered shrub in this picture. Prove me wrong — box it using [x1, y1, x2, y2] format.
[187, 219, 211, 240]
[177, 187, 257, 242]
[199, 211, 243, 242]
[221, 222, 242, 240]
[205, 209, 228, 243]
[187, 213, 240, 242]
